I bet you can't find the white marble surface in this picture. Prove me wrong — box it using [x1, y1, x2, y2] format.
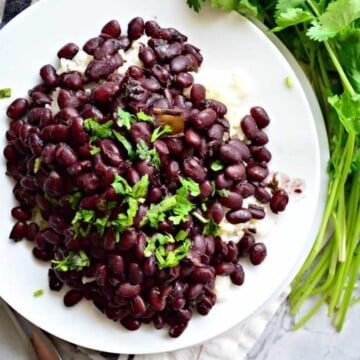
[246, 299, 360, 360]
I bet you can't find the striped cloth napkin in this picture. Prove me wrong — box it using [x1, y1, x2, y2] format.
[0, 1, 287, 358]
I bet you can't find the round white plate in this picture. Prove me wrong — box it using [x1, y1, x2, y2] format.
[0, 0, 326, 354]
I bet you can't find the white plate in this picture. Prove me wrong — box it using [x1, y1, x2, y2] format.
[0, 0, 326, 354]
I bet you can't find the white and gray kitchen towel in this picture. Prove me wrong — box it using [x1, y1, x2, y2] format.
[0, 1, 287, 359]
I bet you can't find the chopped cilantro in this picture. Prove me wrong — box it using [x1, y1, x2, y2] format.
[0, 88, 11, 98]
[137, 111, 154, 123]
[90, 146, 101, 155]
[33, 289, 44, 297]
[113, 130, 136, 159]
[136, 140, 161, 167]
[33, 157, 41, 174]
[83, 118, 114, 142]
[210, 160, 224, 171]
[116, 108, 136, 130]
[151, 124, 173, 142]
[52, 250, 90, 272]
[69, 191, 83, 210]
[179, 177, 201, 196]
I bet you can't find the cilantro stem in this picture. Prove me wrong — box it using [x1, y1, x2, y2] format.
[323, 41, 356, 97]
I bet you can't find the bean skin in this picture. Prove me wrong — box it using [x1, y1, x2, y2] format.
[193, 108, 217, 130]
[270, 189, 289, 213]
[238, 232, 258, 256]
[6, 98, 29, 119]
[241, 115, 258, 139]
[183, 157, 207, 183]
[101, 19, 121, 38]
[250, 243, 267, 265]
[226, 209, 252, 224]
[57, 43, 79, 59]
[128, 17, 144, 40]
[250, 106, 271, 129]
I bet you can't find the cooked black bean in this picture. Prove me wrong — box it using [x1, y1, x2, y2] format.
[250, 106, 271, 128]
[240, 115, 258, 139]
[250, 242, 267, 265]
[6, 98, 29, 119]
[190, 83, 206, 108]
[226, 209, 252, 224]
[128, 17, 144, 40]
[219, 191, 243, 210]
[183, 157, 206, 183]
[57, 42, 79, 59]
[270, 189, 289, 213]
[101, 19, 121, 38]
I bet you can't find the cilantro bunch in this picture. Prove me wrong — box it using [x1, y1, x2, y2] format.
[187, 0, 360, 331]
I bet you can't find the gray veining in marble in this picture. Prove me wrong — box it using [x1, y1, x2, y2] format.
[247, 299, 360, 360]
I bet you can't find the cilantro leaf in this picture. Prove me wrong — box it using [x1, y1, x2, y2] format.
[236, 0, 258, 17]
[187, 0, 206, 12]
[151, 124, 173, 142]
[136, 140, 161, 166]
[211, 160, 224, 171]
[69, 191, 83, 210]
[142, 196, 178, 227]
[203, 218, 220, 236]
[328, 92, 360, 135]
[83, 118, 114, 141]
[179, 177, 201, 196]
[52, 250, 90, 272]
[90, 146, 101, 155]
[137, 111, 154, 123]
[210, 0, 237, 11]
[273, 8, 314, 32]
[33, 289, 44, 297]
[33, 157, 41, 174]
[132, 174, 150, 199]
[111, 174, 133, 196]
[113, 130, 136, 159]
[307, 0, 360, 41]
[0, 88, 11, 98]
[116, 108, 136, 130]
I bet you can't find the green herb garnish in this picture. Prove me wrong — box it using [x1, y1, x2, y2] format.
[33, 289, 44, 297]
[52, 250, 90, 272]
[0, 88, 11, 98]
[151, 124, 173, 142]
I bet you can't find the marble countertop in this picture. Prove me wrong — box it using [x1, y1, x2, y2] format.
[246, 299, 360, 360]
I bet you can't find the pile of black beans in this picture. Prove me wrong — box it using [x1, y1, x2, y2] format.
[4, 17, 289, 337]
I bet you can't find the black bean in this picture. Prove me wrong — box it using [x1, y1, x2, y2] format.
[250, 106, 270, 128]
[101, 19, 121, 38]
[64, 289, 83, 306]
[219, 144, 242, 164]
[219, 192, 243, 210]
[231, 264, 245, 285]
[6, 98, 29, 119]
[255, 186, 271, 203]
[246, 164, 269, 182]
[183, 157, 206, 183]
[250, 242, 267, 265]
[270, 189, 289, 213]
[128, 17, 144, 40]
[241, 115, 258, 139]
[57, 43, 79, 59]
[226, 209, 252, 224]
